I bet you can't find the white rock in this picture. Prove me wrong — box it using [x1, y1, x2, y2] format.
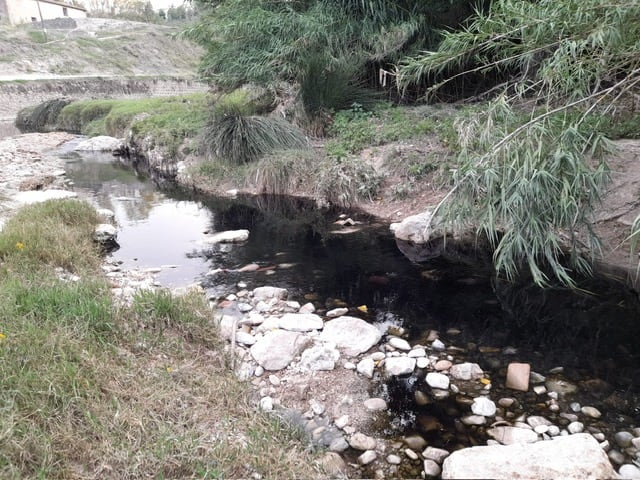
[619, 464, 640, 479]
[326, 307, 348, 318]
[426, 372, 450, 390]
[364, 398, 387, 411]
[388, 337, 411, 351]
[334, 415, 349, 429]
[259, 396, 273, 411]
[390, 210, 442, 243]
[408, 347, 427, 358]
[343, 361, 356, 370]
[96, 208, 115, 221]
[299, 342, 340, 371]
[349, 432, 377, 451]
[268, 374, 281, 386]
[581, 406, 602, 418]
[471, 397, 497, 417]
[450, 363, 484, 381]
[278, 313, 323, 332]
[506, 362, 531, 391]
[386, 454, 402, 465]
[74, 135, 122, 151]
[201, 229, 249, 244]
[416, 357, 430, 369]
[319, 316, 382, 356]
[235, 331, 256, 346]
[487, 426, 539, 445]
[249, 329, 309, 370]
[299, 302, 316, 314]
[94, 223, 118, 244]
[252, 286, 288, 302]
[442, 433, 618, 480]
[422, 447, 450, 464]
[385, 357, 416, 376]
[526, 416, 552, 428]
[254, 366, 264, 377]
[461, 415, 486, 426]
[405, 448, 419, 460]
[358, 450, 377, 465]
[568, 421, 584, 434]
[432, 339, 446, 351]
[357, 358, 375, 378]
[423, 459, 441, 477]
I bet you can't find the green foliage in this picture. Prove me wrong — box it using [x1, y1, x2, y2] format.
[396, 0, 640, 286]
[203, 100, 308, 165]
[326, 103, 436, 156]
[57, 94, 209, 156]
[182, 0, 478, 115]
[313, 156, 382, 206]
[15, 98, 73, 133]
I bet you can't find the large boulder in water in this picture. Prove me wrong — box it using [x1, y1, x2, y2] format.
[442, 433, 618, 480]
[390, 210, 442, 244]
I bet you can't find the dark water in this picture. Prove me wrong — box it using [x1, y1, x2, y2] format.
[62, 146, 640, 467]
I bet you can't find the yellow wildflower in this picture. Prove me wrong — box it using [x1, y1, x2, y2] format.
[15, 242, 24, 250]
[0, 333, 6, 341]
[357, 305, 368, 313]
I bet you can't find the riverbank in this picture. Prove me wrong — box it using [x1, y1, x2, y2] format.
[2, 132, 639, 479]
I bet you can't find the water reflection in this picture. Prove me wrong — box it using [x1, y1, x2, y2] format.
[63, 150, 214, 286]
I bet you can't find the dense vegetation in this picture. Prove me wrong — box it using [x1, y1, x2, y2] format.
[184, 0, 640, 286]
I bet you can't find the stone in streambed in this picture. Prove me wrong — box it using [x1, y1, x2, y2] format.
[442, 433, 617, 480]
[250, 329, 309, 370]
[319, 316, 382, 356]
[506, 362, 530, 391]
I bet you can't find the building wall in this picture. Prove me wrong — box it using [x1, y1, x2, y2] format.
[3, 0, 86, 25]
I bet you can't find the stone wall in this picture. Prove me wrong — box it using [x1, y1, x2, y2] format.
[0, 77, 208, 122]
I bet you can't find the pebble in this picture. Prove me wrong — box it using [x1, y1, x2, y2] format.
[386, 454, 402, 465]
[432, 339, 446, 351]
[403, 434, 427, 451]
[364, 398, 388, 411]
[415, 390, 430, 406]
[533, 385, 547, 395]
[581, 406, 602, 418]
[259, 396, 273, 411]
[349, 433, 377, 451]
[632, 437, 640, 449]
[471, 397, 497, 417]
[422, 447, 450, 464]
[358, 450, 377, 465]
[334, 415, 349, 429]
[254, 366, 264, 377]
[619, 464, 640, 479]
[526, 416, 552, 428]
[405, 448, 419, 460]
[329, 437, 349, 452]
[416, 357, 430, 369]
[357, 358, 375, 378]
[388, 337, 411, 351]
[426, 372, 450, 390]
[534, 425, 549, 434]
[547, 425, 561, 436]
[268, 374, 280, 386]
[461, 415, 486, 426]
[326, 307, 348, 318]
[434, 359, 453, 371]
[408, 348, 427, 358]
[423, 459, 441, 477]
[498, 397, 516, 408]
[371, 352, 386, 361]
[593, 432, 606, 441]
[615, 431, 635, 448]
[608, 449, 626, 465]
[310, 399, 325, 415]
[318, 452, 347, 476]
[567, 421, 584, 434]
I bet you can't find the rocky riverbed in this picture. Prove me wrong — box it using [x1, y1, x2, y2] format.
[2, 132, 640, 479]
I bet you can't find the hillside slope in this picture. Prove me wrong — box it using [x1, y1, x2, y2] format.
[0, 18, 203, 80]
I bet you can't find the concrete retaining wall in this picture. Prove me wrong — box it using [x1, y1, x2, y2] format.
[0, 76, 208, 121]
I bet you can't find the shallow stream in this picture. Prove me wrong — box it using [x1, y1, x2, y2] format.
[62, 144, 640, 475]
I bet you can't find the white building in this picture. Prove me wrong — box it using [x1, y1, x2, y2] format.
[0, 0, 87, 25]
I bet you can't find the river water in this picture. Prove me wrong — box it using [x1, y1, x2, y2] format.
[62, 145, 640, 475]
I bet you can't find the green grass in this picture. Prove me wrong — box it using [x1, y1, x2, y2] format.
[326, 103, 440, 158]
[58, 94, 209, 157]
[0, 200, 322, 479]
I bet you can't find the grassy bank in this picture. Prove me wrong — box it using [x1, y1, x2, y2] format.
[0, 199, 320, 479]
